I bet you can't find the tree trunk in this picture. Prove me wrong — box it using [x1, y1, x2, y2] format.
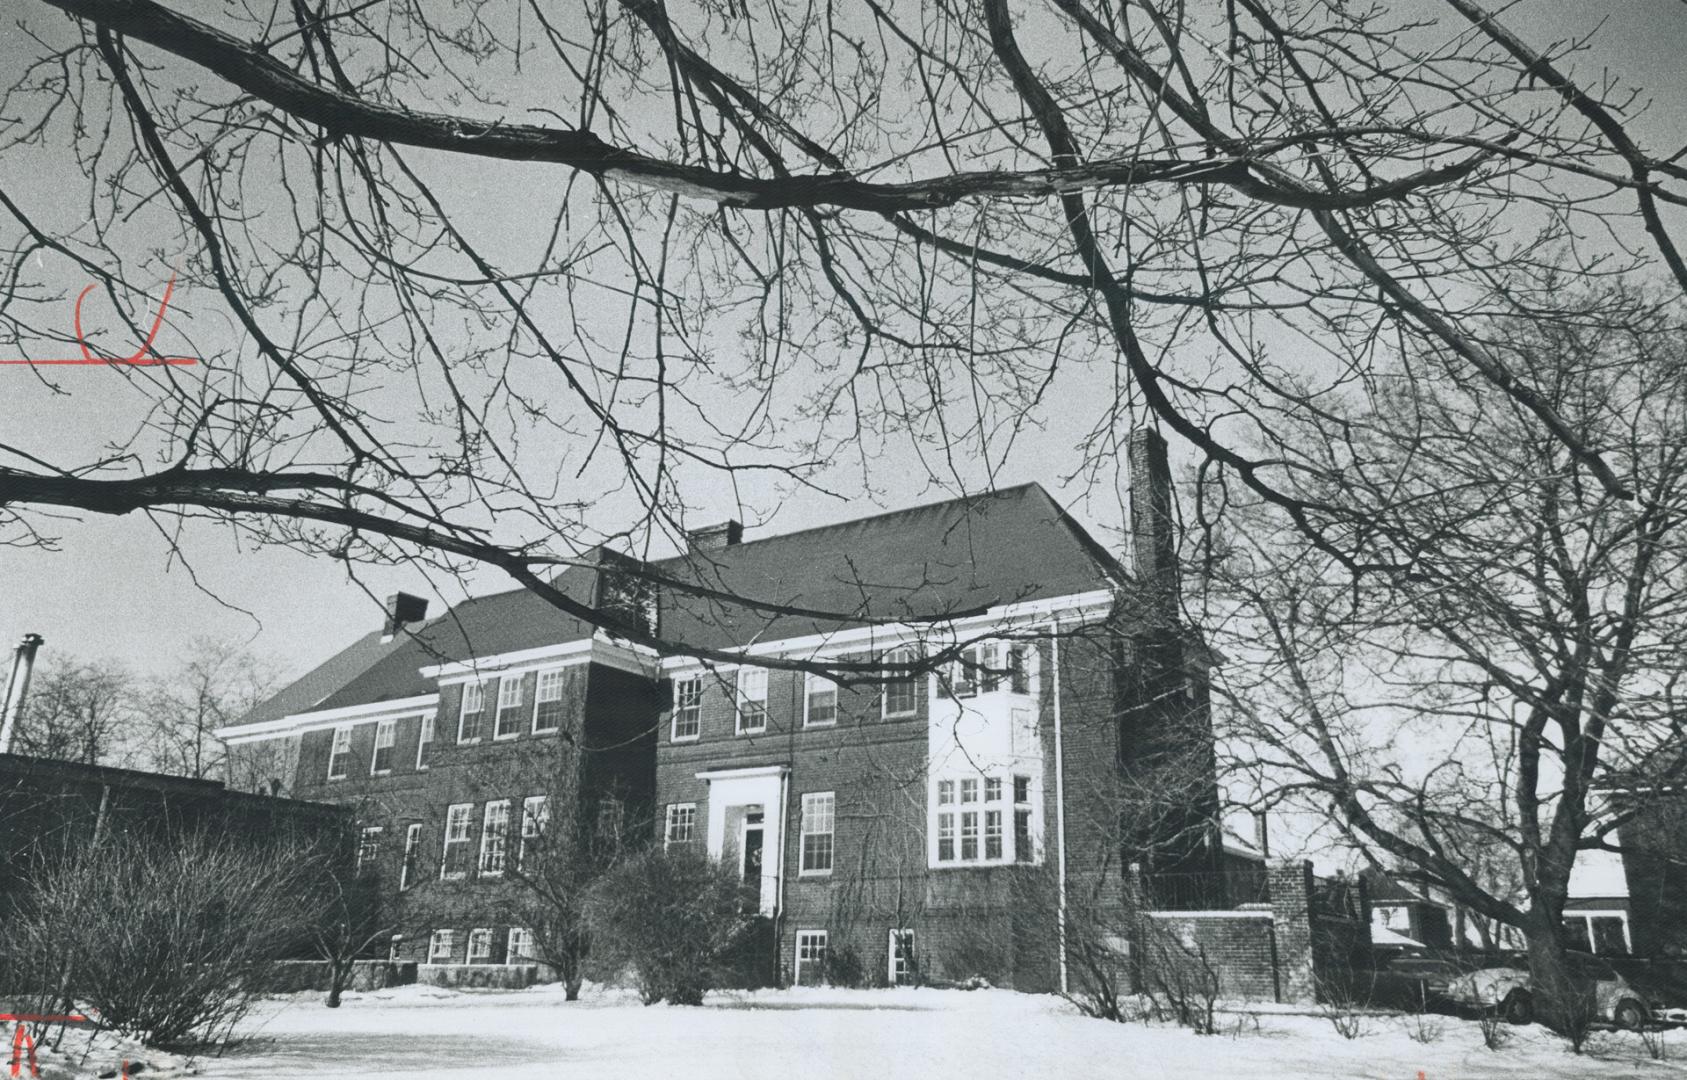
[326, 961, 349, 1008]
[565, 973, 583, 1001]
[1522, 911, 1580, 1036]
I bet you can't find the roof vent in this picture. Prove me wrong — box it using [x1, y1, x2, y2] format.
[383, 592, 429, 639]
[686, 520, 743, 553]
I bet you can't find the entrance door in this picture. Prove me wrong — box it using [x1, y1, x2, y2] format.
[740, 806, 765, 912]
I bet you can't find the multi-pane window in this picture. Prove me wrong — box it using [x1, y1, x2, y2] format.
[356, 826, 382, 875]
[960, 778, 978, 805]
[665, 803, 697, 848]
[468, 928, 493, 964]
[736, 668, 768, 734]
[795, 930, 829, 986]
[519, 796, 548, 870]
[985, 811, 1004, 860]
[416, 712, 435, 770]
[805, 674, 838, 726]
[1014, 774, 1034, 863]
[479, 800, 511, 876]
[371, 719, 397, 775]
[800, 792, 835, 875]
[441, 803, 472, 879]
[937, 813, 955, 862]
[400, 823, 423, 890]
[507, 927, 534, 965]
[495, 676, 525, 739]
[984, 777, 1002, 803]
[960, 811, 979, 860]
[428, 929, 454, 963]
[459, 681, 487, 742]
[327, 726, 353, 780]
[882, 646, 919, 718]
[890, 929, 916, 985]
[533, 670, 566, 733]
[1009, 643, 1034, 694]
[951, 642, 1002, 698]
[937, 780, 955, 806]
[672, 676, 702, 740]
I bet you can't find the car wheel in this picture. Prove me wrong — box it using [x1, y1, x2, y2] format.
[1615, 999, 1648, 1031]
[1502, 989, 1534, 1026]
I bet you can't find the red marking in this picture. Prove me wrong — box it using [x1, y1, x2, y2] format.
[0, 275, 197, 366]
[9, 1024, 35, 1078]
[3, 1015, 93, 1078]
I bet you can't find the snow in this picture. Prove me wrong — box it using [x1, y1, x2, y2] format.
[1372, 925, 1428, 949]
[123, 983, 1684, 1080]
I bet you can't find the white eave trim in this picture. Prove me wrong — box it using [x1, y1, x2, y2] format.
[215, 693, 438, 744]
[664, 589, 1117, 673]
[420, 633, 659, 683]
[696, 764, 790, 782]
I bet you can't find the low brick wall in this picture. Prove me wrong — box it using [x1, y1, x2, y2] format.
[416, 963, 546, 989]
[255, 960, 417, 993]
[1145, 910, 1279, 1002]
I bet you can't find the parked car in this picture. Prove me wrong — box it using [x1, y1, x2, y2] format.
[1437, 954, 1650, 1029]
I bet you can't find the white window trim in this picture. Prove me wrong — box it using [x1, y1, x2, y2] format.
[799, 791, 835, 877]
[519, 795, 548, 869]
[428, 929, 454, 963]
[671, 676, 702, 742]
[479, 800, 511, 877]
[494, 675, 525, 741]
[532, 668, 566, 734]
[400, 823, 423, 891]
[930, 773, 1037, 869]
[1564, 910, 1633, 954]
[736, 667, 768, 735]
[507, 927, 533, 966]
[803, 673, 838, 728]
[467, 927, 493, 964]
[356, 826, 383, 874]
[881, 646, 920, 719]
[889, 928, 915, 985]
[441, 802, 472, 880]
[371, 718, 397, 776]
[327, 725, 353, 781]
[458, 681, 486, 744]
[416, 712, 434, 771]
[665, 802, 698, 849]
[795, 929, 829, 986]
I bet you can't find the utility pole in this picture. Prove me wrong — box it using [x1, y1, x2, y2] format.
[0, 632, 45, 754]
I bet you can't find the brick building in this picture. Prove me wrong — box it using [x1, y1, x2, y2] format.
[219, 430, 1221, 989]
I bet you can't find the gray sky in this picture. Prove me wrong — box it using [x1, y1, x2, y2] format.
[1, 0, 1683, 687]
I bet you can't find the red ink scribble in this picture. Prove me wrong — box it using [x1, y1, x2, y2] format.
[2, 1015, 92, 1078]
[0, 275, 197, 366]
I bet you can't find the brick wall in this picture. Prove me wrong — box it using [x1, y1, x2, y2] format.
[1144, 911, 1279, 1001]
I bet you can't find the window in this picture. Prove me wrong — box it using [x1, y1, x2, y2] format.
[1008, 643, 1034, 694]
[665, 803, 697, 848]
[441, 803, 472, 879]
[805, 674, 838, 726]
[479, 800, 511, 876]
[519, 795, 548, 869]
[960, 811, 979, 860]
[950, 642, 1002, 698]
[356, 826, 382, 875]
[960, 778, 978, 804]
[428, 929, 455, 963]
[672, 676, 702, 741]
[416, 712, 435, 770]
[327, 726, 353, 780]
[985, 810, 1003, 860]
[1562, 917, 1593, 953]
[533, 669, 566, 733]
[371, 719, 397, 775]
[1013, 774, 1031, 805]
[984, 777, 1002, 803]
[736, 668, 768, 734]
[800, 792, 835, 875]
[495, 676, 525, 739]
[400, 823, 423, 890]
[1592, 916, 1630, 956]
[890, 929, 916, 985]
[882, 646, 919, 718]
[468, 928, 493, 964]
[795, 930, 829, 986]
[934, 775, 1021, 867]
[458, 681, 487, 743]
[937, 780, 954, 806]
[937, 813, 955, 862]
[507, 927, 534, 965]
[1014, 774, 1034, 863]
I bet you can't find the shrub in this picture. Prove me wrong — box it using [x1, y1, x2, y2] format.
[8, 830, 313, 1049]
[826, 944, 865, 988]
[585, 846, 753, 1005]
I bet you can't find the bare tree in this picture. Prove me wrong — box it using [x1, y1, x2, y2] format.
[1198, 289, 1687, 1033]
[13, 657, 137, 766]
[143, 639, 278, 780]
[2, 1, 1685, 673]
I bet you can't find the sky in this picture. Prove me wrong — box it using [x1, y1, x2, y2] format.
[1, 0, 1684, 694]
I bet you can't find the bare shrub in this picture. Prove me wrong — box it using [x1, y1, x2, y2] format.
[1314, 966, 1374, 1040]
[1402, 984, 1444, 1045]
[584, 846, 753, 1005]
[1478, 1010, 1510, 1051]
[1640, 1023, 1668, 1061]
[1138, 922, 1220, 1035]
[9, 830, 312, 1049]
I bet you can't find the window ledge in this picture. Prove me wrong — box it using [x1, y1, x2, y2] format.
[798, 869, 834, 879]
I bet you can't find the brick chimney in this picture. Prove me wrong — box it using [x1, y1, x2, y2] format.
[1128, 428, 1178, 618]
[686, 520, 743, 553]
[383, 592, 429, 640]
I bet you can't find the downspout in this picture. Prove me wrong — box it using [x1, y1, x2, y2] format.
[1051, 617, 1069, 995]
[0, 633, 45, 755]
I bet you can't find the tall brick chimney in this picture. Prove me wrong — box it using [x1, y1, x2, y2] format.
[1128, 428, 1178, 619]
[383, 592, 429, 640]
[686, 520, 743, 553]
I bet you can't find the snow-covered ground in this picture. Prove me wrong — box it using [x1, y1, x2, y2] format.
[158, 984, 1687, 1080]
